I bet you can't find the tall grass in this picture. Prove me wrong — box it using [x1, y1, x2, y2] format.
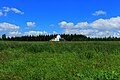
[0, 41, 120, 80]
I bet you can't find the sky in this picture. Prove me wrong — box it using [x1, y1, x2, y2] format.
[0, 0, 120, 37]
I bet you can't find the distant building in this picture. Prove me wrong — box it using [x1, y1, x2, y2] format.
[50, 35, 65, 41]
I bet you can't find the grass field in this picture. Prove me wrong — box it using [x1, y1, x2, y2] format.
[0, 41, 120, 80]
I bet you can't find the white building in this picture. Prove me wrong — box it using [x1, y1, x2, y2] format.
[50, 35, 65, 41]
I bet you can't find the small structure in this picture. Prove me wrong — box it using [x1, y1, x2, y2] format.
[50, 35, 65, 41]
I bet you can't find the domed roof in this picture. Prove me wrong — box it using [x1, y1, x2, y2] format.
[56, 35, 61, 39]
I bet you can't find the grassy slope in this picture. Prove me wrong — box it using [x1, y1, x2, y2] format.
[0, 41, 120, 80]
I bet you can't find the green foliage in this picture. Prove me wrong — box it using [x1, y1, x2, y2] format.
[0, 41, 120, 80]
[94, 70, 120, 80]
[2, 34, 6, 40]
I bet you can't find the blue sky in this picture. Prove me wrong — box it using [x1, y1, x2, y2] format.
[0, 0, 120, 37]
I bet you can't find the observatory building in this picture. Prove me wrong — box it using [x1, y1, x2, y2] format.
[50, 35, 65, 41]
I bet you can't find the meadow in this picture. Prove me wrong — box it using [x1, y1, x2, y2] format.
[0, 41, 120, 80]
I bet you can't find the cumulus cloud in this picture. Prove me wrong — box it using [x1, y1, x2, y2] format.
[93, 10, 106, 16]
[59, 21, 74, 29]
[9, 31, 21, 36]
[0, 22, 21, 37]
[0, 6, 24, 16]
[27, 22, 36, 27]
[24, 31, 48, 36]
[60, 16, 120, 31]
[63, 29, 120, 38]
[59, 21, 89, 29]
[75, 22, 89, 28]
[91, 16, 120, 30]
[91, 31, 120, 38]
[60, 16, 120, 38]
[64, 29, 97, 36]
[0, 22, 20, 30]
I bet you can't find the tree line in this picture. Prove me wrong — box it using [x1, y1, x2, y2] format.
[0, 34, 120, 41]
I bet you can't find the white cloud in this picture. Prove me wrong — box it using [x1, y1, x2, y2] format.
[27, 22, 36, 27]
[91, 31, 120, 38]
[9, 31, 21, 36]
[0, 6, 24, 16]
[0, 22, 21, 37]
[63, 29, 120, 38]
[0, 11, 3, 16]
[59, 21, 74, 29]
[60, 16, 120, 31]
[11, 8, 24, 14]
[75, 22, 89, 28]
[95, 31, 112, 37]
[91, 16, 120, 30]
[24, 31, 48, 36]
[3, 7, 10, 12]
[0, 22, 20, 30]
[64, 29, 97, 36]
[60, 16, 120, 38]
[59, 21, 89, 29]
[93, 10, 106, 16]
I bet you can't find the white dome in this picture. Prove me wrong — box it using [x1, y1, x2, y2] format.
[56, 35, 61, 39]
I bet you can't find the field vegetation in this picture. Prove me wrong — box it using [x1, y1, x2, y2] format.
[0, 41, 120, 80]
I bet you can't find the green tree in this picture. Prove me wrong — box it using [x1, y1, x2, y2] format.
[2, 34, 6, 40]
